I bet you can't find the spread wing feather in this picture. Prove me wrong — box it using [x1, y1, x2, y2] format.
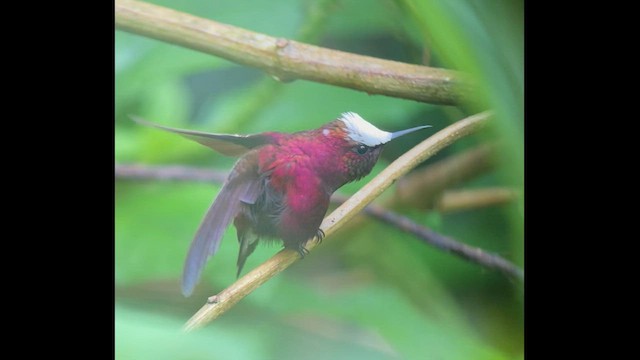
[129, 116, 273, 296]
[181, 161, 262, 296]
[130, 116, 273, 156]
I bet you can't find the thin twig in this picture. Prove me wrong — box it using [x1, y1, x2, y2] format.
[114, 164, 228, 183]
[327, 193, 522, 279]
[364, 202, 523, 280]
[115, 0, 469, 105]
[393, 144, 495, 209]
[116, 163, 520, 277]
[114, 163, 517, 212]
[181, 111, 493, 331]
[436, 188, 518, 212]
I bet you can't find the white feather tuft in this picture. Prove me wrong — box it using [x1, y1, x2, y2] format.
[338, 112, 392, 146]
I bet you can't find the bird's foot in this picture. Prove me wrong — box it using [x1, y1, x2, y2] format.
[315, 229, 325, 244]
[297, 244, 309, 258]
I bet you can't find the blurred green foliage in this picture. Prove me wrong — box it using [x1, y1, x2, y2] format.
[115, 0, 523, 359]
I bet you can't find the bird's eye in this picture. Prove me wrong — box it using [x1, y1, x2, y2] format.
[355, 144, 369, 155]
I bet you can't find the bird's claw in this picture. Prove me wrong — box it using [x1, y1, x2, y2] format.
[297, 245, 310, 258]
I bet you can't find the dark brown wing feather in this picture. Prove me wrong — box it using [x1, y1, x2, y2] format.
[130, 116, 273, 295]
[181, 155, 263, 296]
[130, 116, 273, 156]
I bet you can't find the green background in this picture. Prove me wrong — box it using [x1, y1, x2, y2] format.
[115, 0, 524, 359]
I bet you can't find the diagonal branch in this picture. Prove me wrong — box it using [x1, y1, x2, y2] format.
[181, 111, 494, 331]
[360, 201, 523, 280]
[392, 144, 496, 209]
[115, 0, 469, 105]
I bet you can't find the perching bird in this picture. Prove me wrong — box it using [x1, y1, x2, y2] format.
[133, 112, 430, 296]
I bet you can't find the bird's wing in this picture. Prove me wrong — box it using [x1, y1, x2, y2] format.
[181, 155, 263, 297]
[131, 116, 275, 156]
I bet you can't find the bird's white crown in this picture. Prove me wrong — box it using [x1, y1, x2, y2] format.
[338, 112, 392, 146]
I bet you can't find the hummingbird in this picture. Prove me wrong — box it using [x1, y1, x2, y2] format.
[133, 112, 430, 296]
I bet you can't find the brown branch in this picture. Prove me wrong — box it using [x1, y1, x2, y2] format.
[115, 0, 469, 105]
[181, 111, 492, 331]
[114, 164, 228, 183]
[436, 188, 518, 213]
[326, 143, 497, 238]
[328, 194, 522, 279]
[116, 164, 520, 277]
[362, 201, 522, 280]
[114, 164, 516, 213]
[116, 152, 518, 283]
[116, 163, 519, 266]
[392, 144, 495, 209]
